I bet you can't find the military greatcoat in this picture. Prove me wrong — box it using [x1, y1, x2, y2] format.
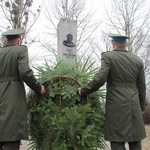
[81, 47, 146, 142]
[0, 42, 41, 141]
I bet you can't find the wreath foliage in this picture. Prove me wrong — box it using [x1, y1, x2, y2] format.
[27, 59, 107, 150]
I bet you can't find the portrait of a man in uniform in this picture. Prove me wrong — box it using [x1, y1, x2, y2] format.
[63, 34, 76, 47]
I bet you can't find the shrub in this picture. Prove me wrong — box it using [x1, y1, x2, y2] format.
[143, 102, 150, 125]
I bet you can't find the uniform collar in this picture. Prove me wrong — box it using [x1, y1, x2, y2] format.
[113, 47, 128, 52]
[3, 42, 16, 47]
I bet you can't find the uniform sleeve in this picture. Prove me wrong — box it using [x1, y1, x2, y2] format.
[137, 62, 146, 111]
[81, 53, 110, 96]
[18, 46, 41, 93]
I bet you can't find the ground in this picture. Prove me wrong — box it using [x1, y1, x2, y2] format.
[142, 126, 150, 150]
[20, 125, 150, 150]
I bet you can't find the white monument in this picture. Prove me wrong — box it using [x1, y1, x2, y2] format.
[57, 18, 77, 64]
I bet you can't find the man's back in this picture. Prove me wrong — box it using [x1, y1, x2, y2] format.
[77, 34, 146, 150]
[101, 47, 146, 142]
[0, 28, 45, 150]
[104, 48, 143, 84]
[0, 45, 25, 78]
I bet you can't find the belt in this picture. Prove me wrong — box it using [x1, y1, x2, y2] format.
[0, 76, 20, 82]
[107, 82, 136, 87]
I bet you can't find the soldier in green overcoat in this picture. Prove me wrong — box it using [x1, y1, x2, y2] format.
[0, 29, 45, 150]
[77, 34, 146, 150]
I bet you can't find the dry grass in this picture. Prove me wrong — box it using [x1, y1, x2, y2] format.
[146, 127, 150, 138]
[142, 127, 150, 150]
[143, 103, 150, 124]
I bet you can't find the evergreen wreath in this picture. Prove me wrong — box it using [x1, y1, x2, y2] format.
[27, 59, 107, 150]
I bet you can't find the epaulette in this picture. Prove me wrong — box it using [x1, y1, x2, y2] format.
[101, 51, 111, 55]
[18, 45, 27, 48]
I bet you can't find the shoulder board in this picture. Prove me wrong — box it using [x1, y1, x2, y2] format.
[102, 51, 111, 55]
[17, 45, 27, 49]
[19, 45, 27, 47]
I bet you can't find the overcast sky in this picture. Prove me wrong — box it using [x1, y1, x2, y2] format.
[28, 0, 112, 64]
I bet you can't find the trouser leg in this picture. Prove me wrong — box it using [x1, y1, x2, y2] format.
[0, 142, 3, 150]
[128, 141, 142, 150]
[3, 141, 20, 150]
[110, 142, 126, 150]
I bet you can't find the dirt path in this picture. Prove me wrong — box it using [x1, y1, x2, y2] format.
[142, 125, 150, 150]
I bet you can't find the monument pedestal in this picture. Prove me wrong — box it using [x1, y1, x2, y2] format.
[57, 18, 77, 64]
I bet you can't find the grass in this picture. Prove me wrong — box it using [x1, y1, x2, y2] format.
[142, 126, 150, 150]
[146, 127, 150, 138]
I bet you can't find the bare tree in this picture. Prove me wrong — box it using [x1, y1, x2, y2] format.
[40, 0, 101, 62]
[142, 40, 150, 97]
[102, 0, 150, 96]
[104, 0, 150, 54]
[0, 0, 41, 46]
